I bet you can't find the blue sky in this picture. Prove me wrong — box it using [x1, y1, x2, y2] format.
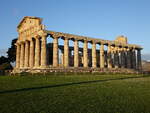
[0, 0, 150, 55]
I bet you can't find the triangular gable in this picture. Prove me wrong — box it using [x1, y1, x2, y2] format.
[17, 16, 42, 29]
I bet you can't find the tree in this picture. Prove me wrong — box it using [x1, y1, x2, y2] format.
[0, 56, 9, 65]
[7, 38, 17, 63]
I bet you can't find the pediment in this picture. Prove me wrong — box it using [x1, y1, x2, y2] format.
[17, 16, 42, 32]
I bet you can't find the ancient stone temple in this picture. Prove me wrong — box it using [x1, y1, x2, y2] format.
[14, 16, 143, 73]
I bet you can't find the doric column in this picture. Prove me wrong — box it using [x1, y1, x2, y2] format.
[16, 43, 21, 68]
[107, 44, 112, 68]
[124, 48, 127, 68]
[20, 42, 25, 68]
[24, 41, 29, 68]
[137, 49, 142, 70]
[41, 34, 47, 68]
[120, 47, 125, 68]
[53, 36, 58, 67]
[74, 39, 79, 67]
[100, 44, 104, 68]
[61, 50, 64, 66]
[92, 42, 97, 68]
[64, 38, 69, 67]
[29, 39, 34, 68]
[114, 47, 119, 68]
[132, 48, 136, 69]
[83, 40, 88, 67]
[127, 48, 131, 68]
[35, 37, 40, 68]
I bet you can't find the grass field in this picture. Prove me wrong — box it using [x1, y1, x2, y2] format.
[0, 74, 150, 113]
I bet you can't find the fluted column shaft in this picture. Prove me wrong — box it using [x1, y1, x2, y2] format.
[64, 38, 69, 67]
[100, 44, 104, 68]
[16, 43, 21, 68]
[20, 42, 25, 68]
[114, 47, 119, 68]
[41, 35, 47, 68]
[107, 45, 112, 68]
[74, 39, 79, 67]
[83, 40, 88, 67]
[124, 48, 127, 68]
[92, 42, 97, 68]
[61, 50, 64, 66]
[120, 48, 125, 68]
[132, 48, 136, 69]
[29, 39, 34, 68]
[35, 38, 40, 67]
[53, 37, 58, 67]
[127, 48, 131, 68]
[137, 49, 142, 70]
[24, 41, 29, 68]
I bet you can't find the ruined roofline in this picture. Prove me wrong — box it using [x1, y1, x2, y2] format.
[44, 30, 142, 50]
[17, 16, 42, 29]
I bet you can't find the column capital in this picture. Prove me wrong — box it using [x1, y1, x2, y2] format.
[41, 33, 47, 37]
[51, 34, 59, 39]
[92, 40, 97, 44]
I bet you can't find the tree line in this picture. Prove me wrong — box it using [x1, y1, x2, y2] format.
[0, 38, 17, 70]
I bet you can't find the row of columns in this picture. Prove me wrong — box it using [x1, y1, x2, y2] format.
[16, 35, 142, 70]
[52, 37, 142, 70]
[16, 34, 47, 69]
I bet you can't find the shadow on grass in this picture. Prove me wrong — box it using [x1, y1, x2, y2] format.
[0, 75, 150, 94]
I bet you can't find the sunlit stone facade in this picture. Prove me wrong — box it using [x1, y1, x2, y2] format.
[14, 16, 142, 73]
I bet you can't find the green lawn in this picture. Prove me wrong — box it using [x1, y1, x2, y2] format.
[0, 74, 150, 113]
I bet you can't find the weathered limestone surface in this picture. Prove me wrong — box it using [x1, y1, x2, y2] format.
[35, 38, 40, 67]
[41, 35, 47, 68]
[53, 37, 58, 67]
[20, 43, 25, 68]
[83, 40, 88, 67]
[92, 42, 97, 68]
[74, 39, 79, 67]
[25, 41, 29, 68]
[14, 16, 143, 73]
[64, 38, 69, 67]
[100, 44, 104, 68]
[29, 39, 34, 68]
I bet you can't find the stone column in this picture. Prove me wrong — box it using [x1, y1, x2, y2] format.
[41, 34, 47, 68]
[16, 43, 21, 68]
[74, 39, 79, 67]
[61, 50, 64, 66]
[137, 49, 142, 70]
[132, 48, 136, 69]
[100, 44, 104, 68]
[83, 40, 88, 67]
[92, 42, 97, 68]
[64, 38, 69, 67]
[114, 47, 119, 68]
[29, 39, 34, 68]
[35, 37, 40, 68]
[124, 48, 127, 68]
[127, 48, 131, 68]
[120, 47, 125, 68]
[111, 46, 115, 67]
[53, 36, 58, 67]
[107, 45, 112, 68]
[20, 42, 25, 68]
[24, 41, 29, 68]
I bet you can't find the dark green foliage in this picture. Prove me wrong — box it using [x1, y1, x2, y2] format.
[0, 56, 9, 65]
[7, 38, 17, 63]
[0, 62, 13, 70]
[0, 74, 150, 113]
